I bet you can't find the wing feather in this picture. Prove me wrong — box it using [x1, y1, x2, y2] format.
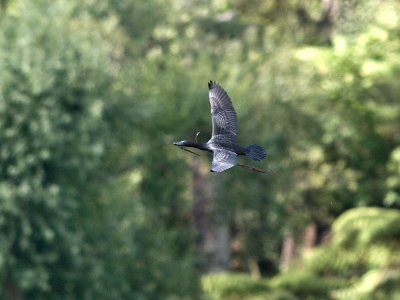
[209, 134, 236, 144]
[208, 81, 238, 137]
[211, 149, 237, 172]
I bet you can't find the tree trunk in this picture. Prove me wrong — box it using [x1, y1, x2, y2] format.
[280, 234, 296, 270]
[210, 219, 230, 272]
[248, 258, 261, 279]
[192, 159, 230, 272]
[303, 223, 317, 250]
[4, 281, 23, 300]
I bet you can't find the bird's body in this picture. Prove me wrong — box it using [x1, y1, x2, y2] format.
[173, 81, 266, 172]
[175, 137, 246, 155]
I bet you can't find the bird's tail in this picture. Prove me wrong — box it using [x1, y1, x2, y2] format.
[245, 144, 267, 161]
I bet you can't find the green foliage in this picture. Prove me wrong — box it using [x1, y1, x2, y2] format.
[203, 208, 400, 300]
[258, 3, 400, 234]
[1, 0, 400, 298]
[272, 208, 400, 300]
[0, 0, 202, 299]
[202, 273, 295, 300]
[0, 0, 114, 297]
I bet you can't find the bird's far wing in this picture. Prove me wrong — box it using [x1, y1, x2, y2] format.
[211, 149, 237, 173]
[208, 81, 238, 137]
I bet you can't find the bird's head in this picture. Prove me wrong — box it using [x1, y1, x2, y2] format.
[173, 140, 190, 147]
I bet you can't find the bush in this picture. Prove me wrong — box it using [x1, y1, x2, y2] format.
[273, 208, 400, 300]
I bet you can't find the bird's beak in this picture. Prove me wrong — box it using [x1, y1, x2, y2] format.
[173, 142, 178, 146]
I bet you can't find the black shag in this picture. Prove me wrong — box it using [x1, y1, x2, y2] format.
[173, 81, 267, 173]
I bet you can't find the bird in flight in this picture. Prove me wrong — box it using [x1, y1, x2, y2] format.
[173, 81, 267, 173]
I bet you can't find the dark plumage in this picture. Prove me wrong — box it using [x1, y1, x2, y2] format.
[173, 81, 267, 172]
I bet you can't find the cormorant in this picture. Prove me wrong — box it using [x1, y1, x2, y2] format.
[173, 81, 267, 173]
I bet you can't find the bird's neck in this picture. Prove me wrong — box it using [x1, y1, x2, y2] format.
[183, 141, 208, 151]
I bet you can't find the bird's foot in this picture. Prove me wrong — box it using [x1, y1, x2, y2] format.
[237, 164, 267, 173]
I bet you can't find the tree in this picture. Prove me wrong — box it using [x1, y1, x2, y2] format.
[0, 0, 204, 298]
[0, 0, 117, 297]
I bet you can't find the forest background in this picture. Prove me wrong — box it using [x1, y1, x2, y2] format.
[1, 0, 400, 299]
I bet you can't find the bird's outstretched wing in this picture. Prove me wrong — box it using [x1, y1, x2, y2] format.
[211, 149, 237, 172]
[208, 81, 238, 137]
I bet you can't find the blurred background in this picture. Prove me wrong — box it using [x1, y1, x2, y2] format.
[1, 0, 400, 299]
